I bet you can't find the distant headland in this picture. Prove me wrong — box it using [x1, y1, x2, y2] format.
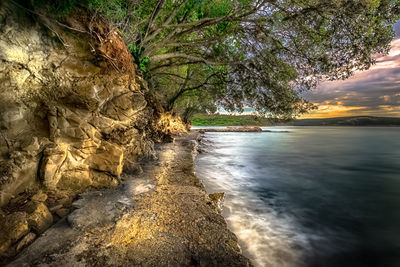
[281, 116, 400, 126]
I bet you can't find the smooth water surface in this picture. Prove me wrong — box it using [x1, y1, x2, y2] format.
[195, 127, 400, 267]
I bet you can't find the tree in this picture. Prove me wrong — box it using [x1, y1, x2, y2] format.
[34, 0, 400, 119]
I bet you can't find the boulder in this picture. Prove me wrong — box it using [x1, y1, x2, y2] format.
[27, 203, 53, 234]
[89, 141, 124, 177]
[56, 165, 92, 191]
[31, 190, 47, 203]
[202, 126, 263, 132]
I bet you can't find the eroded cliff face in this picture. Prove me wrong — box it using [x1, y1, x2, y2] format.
[0, 2, 176, 257]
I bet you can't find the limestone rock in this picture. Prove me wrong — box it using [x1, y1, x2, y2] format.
[67, 190, 130, 231]
[0, 236, 11, 255]
[55, 208, 70, 218]
[0, 157, 39, 207]
[16, 232, 36, 252]
[2, 212, 29, 242]
[89, 141, 124, 177]
[208, 192, 225, 213]
[57, 164, 92, 191]
[27, 203, 53, 234]
[31, 191, 47, 203]
[90, 169, 119, 188]
[21, 137, 40, 156]
[41, 144, 68, 190]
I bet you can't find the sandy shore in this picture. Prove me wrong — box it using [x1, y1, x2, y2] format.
[7, 132, 251, 266]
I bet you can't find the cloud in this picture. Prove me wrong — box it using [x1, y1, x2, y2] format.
[302, 24, 400, 118]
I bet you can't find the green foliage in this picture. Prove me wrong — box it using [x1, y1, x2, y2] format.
[31, 0, 400, 120]
[128, 43, 148, 71]
[139, 57, 149, 72]
[32, 0, 80, 15]
[191, 114, 271, 126]
[195, 0, 233, 19]
[87, 0, 127, 20]
[33, 0, 128, 18]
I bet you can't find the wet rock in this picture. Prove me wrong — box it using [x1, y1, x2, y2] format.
[27, 203, 53, 234]
[16, 232, 36, 252]
[208, 192, 225, 213]
[201, 126, 262, 132]
[67, 191, 129, 231]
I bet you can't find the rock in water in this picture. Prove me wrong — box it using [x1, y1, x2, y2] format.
[208, 192, 225, 214]
[200, 126, 263, 132]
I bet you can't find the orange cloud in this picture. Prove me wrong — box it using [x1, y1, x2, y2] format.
[300, 104, 368, 118]
[301, 103, 400, 118]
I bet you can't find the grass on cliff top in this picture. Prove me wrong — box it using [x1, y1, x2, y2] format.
[191, 114, 271, 126]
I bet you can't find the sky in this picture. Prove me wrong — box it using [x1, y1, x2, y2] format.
[301, 23, 400, 118]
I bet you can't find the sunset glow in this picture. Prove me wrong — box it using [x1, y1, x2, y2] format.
[302, 24, 400, 118]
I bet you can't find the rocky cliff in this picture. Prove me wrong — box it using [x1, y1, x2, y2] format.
[0, 1, 183, 258]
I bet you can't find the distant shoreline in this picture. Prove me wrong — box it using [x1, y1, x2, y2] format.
[191, 115, 400, 127]
[279, 116, 400, 126]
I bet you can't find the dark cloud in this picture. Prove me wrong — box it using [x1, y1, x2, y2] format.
[394, 21, 400, 38]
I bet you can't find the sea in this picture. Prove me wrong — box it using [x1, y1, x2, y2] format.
[193, 126, 400, 267]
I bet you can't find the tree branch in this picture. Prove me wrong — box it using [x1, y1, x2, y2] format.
[143, 0, 190, 44]
[143, 0, 167, 42]
[149, 53, 222, 65]
[167, 72, 219, 110]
